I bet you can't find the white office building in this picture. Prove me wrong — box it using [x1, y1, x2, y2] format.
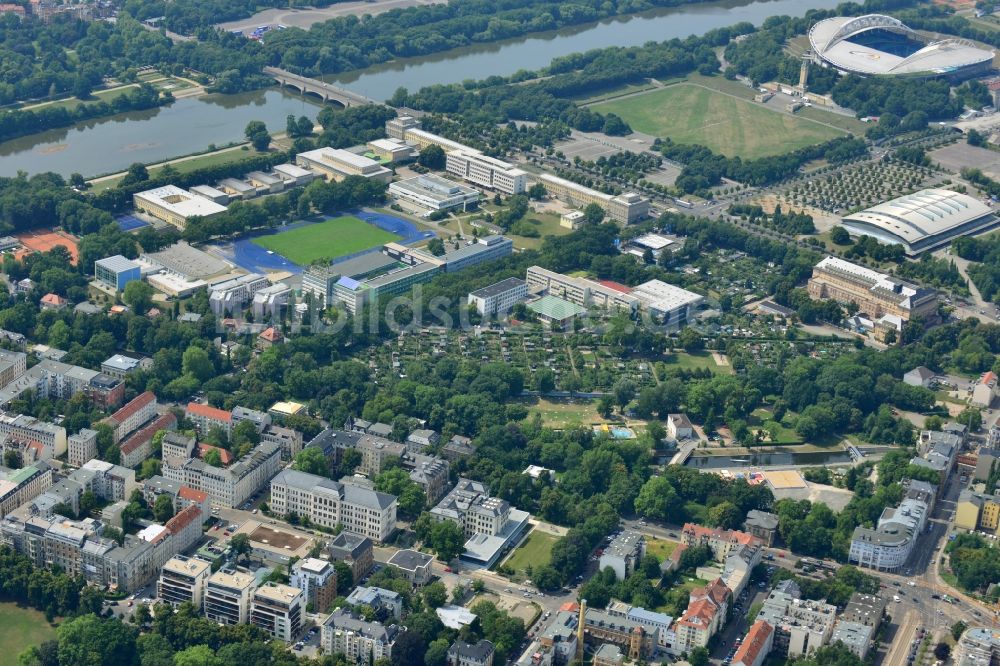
[468, 278, 528, 316]
[446, 150, 527, 194]
[389, 175, 480, 215]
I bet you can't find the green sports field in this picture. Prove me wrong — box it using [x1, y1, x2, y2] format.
[593, 84, 845, 159]
[252, 215, 401, 265]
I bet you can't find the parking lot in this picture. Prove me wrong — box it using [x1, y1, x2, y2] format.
[929, 142, 1000, 180]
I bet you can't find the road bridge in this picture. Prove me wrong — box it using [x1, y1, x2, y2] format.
[264, 67, 377, 107]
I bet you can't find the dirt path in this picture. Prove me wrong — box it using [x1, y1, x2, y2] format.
[711, 352, 730, 366]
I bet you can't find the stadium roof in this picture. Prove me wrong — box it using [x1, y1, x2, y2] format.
[808, 15, 994, 76]
[840, 188, 998, 255]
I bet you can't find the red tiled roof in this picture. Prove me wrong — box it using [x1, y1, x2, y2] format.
[197, 443, 233, 465]
[109, 391, 156, 425]
[981, 371, 997, 386]
[120, 413, 176, 455]
[677, 599, 717, 629]
[259, 326, 283, 342]
[185, 402, 232, 423]
[682, 523, 761, 548]
[597, 279, 632, 294]
[40, 293, 67, 306]
[178, 486, 208, 503]
[165, 505, 202, 535]
[733, 620, 773, 666]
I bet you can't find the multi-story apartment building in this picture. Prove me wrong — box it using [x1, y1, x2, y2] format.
[320, 608, 400, 664]
[0, 349, 26, 386]
[468, 278, 528, 316]
[261, 424, 303, 460]
[117, 397, 164, 450]
[806, 256, 938, 342]
[0, 413, 66, 463]
[756, 581, 836, 657]
[159, 554, 212, 608]
[538, 173, 649, 224]
[447, 640, 496, 666]
[733, 621, 774, 666]
[269, 469, 397, 542]
[0, 359, 123, 410]
[954, 627, 1000, 666]
[161, 432, 197, 468]
[580, 603, 657, 661]
[164, 441, 282, 508]
[956, 488, 1000, 534]
[327, 531, 374, 583]
[680, 523, 764, 562]
[0, 462, 53, 518]
[1, 505, 202, 594]
[346, 586, 403, 620]
[67, 428, 98, 467]
[599, 530, 645, 581]
[445, 150, 527, 194]
[185, 402, 233, 438]
[849, 480, 935, 572]
[251, 582, 304, 643]
[402, 453, 451, 504]
[356, 435, 407, 476]
[120, 413, 177, 469]
[205, 569, 258, 625]
[290, 557, 337, 614]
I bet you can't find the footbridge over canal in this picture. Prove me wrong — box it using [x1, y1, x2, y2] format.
[265, 67, 377, 107]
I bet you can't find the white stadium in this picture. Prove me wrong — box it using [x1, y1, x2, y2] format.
[840, 189, 998, 256]
[808, 14, 994, 79]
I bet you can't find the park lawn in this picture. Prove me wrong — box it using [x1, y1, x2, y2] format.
[592, 83, 844, 159]
[89, 145, 261, 191]
[0, 603, 58, 658]
[252, 215, 401, 265]
[645, 537, 678, 561]
[509, 212, 571, 250]
[504, 530, 558, 574]
[797, 106, 869, 135]
[519, 397, 614, 428]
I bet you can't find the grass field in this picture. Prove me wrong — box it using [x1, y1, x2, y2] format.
[90, 145, 262, 191]
[661, 351, 732, 375]
[508, 212, 572, 250]
[504, 530, 558, 575]
[252, 215, 401, 265]
[645, 537, 679, 561]
[593, 83, 844, 159]
[0, 603, 57, 658]
[520, 397, 614, 428]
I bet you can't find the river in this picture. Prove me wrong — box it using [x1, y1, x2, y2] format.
[325, 0, 844, 101]
[0, 90, 323, 178]
[0, 0, 842, 178]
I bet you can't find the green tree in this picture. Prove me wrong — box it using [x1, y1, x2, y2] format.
[153, 494, 175, 523]
[689, 647, 710, 666]
[422, 581, 447, 609]
[174, 645, 221, 666]
[122, 281, 154, 313]
[830, 227, 852, 245]
[418, 144, 446, 170]
[230, 533, 251, 565]
[244, 120, 271, 152]
[428, 520, 464, 562]
[56, 614, 138, 666]
[582, 203, 605, 225]
[203, 448, 222, 467]
[427, 238, 445, 256]
[634, 476, 682, 522]
[293, 447, 329, 477]
[425, 638, 450, 666]
[707, 501, 741, 529]
[181, 345, 214, 383]
[374, 468, 426, 519]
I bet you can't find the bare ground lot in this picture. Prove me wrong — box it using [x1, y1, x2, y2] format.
[218, 0, 445, 33]
[552, 129, 680, 186]
[929, 142, 1000, 179]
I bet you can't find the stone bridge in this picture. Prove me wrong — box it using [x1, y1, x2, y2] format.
[264, 67, 377, 107]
